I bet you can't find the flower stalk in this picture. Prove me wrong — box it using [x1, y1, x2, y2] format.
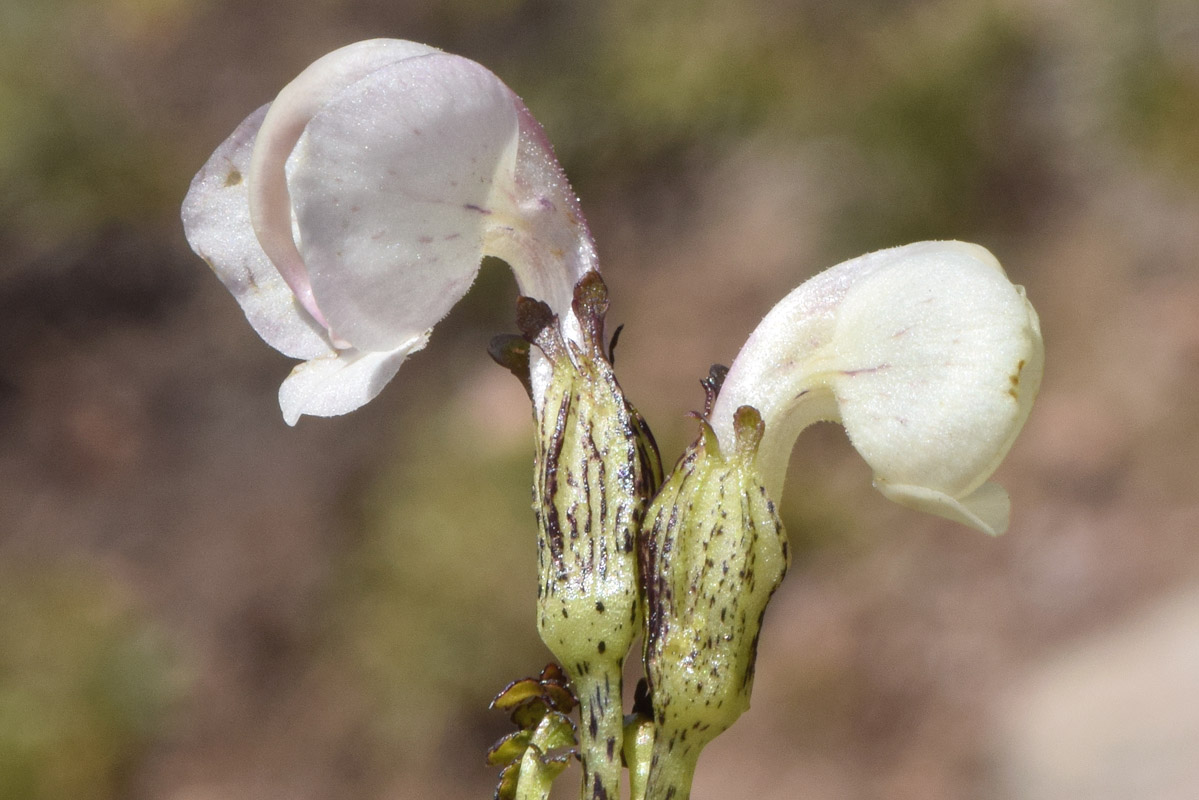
[622, 703, 655, 800]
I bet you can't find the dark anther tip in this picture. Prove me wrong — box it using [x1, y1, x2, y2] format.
[488, 334, 534, 399]
[516, 296, 557, 341]
[571, 270, 610, 318]
[700, 364, 729, 417]
[607, 324, 625, 365]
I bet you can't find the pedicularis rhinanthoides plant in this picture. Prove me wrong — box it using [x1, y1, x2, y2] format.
[183, 40, 1043, 800]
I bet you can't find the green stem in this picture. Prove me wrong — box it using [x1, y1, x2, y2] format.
[643, 735, 700, 800]
[622, 714, 654, 800]
[572, 660, 624, 800]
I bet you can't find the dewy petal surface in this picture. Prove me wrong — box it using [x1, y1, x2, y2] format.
[484, 101, 598, 321]
[181, 104, 333, 361]
[247, 39, 442, 326]
[712, 241, 1043, 534]
[289, 52, 521, 352]
[488, 102, 602, 406]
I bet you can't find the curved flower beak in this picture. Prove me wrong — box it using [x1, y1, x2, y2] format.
[182, 39, 596, 424]
[709, 241, 1044, 535]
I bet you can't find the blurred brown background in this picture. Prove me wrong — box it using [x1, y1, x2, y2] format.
[2, 0, 1198, 798]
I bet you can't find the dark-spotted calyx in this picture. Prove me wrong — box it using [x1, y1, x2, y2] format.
[640, 378, 789, 800]
[492, 271, 661, 800]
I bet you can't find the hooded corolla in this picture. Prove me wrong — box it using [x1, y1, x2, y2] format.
[182, 39, 596, 424]
[710, 240, 1044, 536]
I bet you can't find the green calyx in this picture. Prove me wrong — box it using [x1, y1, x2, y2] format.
[640, 395, 790, 799]
[492, 270, 661, 800]
[512, 270, 661, 675]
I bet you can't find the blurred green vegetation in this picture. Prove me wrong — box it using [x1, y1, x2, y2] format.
[1112, 2, 1199, 182]
[0, 0, 187, 259]
[5, 0, 1193, 260]
[325, 402, 546, 762]
[0, 565, 175, 800]
[829, 10, 1043, 247]
[499, 1, 1048, 251]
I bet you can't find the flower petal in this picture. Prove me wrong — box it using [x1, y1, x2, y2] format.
[247, 39, 443, 328]
[288, 52, 522, 351]
[875, 478, 1011, 536]
[712, 241, 1043, 532]
[278, 333, 430, 425]
[181, 104, 333, 360]
[187, 40, 602, 424]
[482, 101, 599, 321]
[831, 242, 1042, 501]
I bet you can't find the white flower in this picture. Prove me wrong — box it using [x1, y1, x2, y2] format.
[181, 39, 595, 424]
[709, 241, 1044, 535]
